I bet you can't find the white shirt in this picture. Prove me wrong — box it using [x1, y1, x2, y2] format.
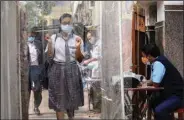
[45, 34, 85, 62]
[88, 39, 101, 78]
[90, 40, 101, 59]
[28, 42, 38, 65]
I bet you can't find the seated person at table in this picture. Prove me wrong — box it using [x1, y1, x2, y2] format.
[141, 43, 184, 120]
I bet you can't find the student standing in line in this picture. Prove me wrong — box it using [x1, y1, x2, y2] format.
[27, 27, 43, 115]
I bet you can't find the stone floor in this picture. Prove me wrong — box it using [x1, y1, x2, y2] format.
[29, 90, 101, 119]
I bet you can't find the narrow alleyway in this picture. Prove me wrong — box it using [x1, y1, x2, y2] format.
[1, 1, 184, 119]
[29, 90, 101, 119]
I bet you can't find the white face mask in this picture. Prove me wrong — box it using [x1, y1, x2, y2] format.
[61, 24, 73, 34]
[28, 36, 35, 42]
[146, 61, 151, 65]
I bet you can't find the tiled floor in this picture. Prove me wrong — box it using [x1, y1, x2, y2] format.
[29, 90, 101, 119]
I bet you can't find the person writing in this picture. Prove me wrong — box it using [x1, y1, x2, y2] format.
[45, 13, 84, 119]
[140, 43, 184, 120]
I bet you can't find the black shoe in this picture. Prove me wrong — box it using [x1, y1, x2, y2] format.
[67, 109, 74, 119]
[34, 108, 40, 115]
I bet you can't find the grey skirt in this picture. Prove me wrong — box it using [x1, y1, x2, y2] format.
[48, 61, 84, 112]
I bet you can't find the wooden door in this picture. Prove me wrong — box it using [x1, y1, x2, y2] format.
[131, 9, 146, 76]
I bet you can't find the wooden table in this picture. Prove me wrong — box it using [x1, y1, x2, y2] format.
[124, 86, 164, 120]
[125, 86, 164, 91]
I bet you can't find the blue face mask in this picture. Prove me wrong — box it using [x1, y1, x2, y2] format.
[61, 24, 73, 34]
[28, 37, 35, 42]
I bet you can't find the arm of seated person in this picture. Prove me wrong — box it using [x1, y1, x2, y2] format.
[139, 80, 161, 88]
[150, 61, 166, 87]
[137, 80, 153, 88]
[145, 81, 159, 87]
[140, 78, 160, 87]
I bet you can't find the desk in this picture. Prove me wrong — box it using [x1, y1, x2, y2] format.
[125, 87, 164, 91]
[124, 86, 164, 120]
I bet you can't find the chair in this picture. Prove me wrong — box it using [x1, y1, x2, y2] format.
[175, 108, 184, 120]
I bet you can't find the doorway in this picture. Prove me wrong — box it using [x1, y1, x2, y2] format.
[131, 7, 147, 77]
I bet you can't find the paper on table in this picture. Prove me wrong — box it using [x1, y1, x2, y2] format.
[141, 82, 147, 88]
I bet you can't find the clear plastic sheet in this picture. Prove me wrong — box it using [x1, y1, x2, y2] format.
[3, 1, 183, 120]
[100, 1, 136, 119]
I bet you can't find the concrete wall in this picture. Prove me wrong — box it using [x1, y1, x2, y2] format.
[1, 1, 21, 118]
[155, 1, 165, 55]
[164, 5, 184, 77]
[157, 1, 165, 22]
[121, 1, 134, 72]
[155, 21, 165, 55]
[156, 2, 184, 77]
[92, 2, 100, 26]
[19, 4, 30, 119]
[148, 4, 157, 26]
[101, 1, 121, 119]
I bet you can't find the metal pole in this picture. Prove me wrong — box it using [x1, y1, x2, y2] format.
[99, 1, 104, 117]
[118, 1, 125, 119]
[41, 1, 45, 63]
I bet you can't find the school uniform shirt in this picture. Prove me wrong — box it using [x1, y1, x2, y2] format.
[28, 42, 39, 65]
[151, 61, 166, 83]
[88, 39, 101, 78]
[90, 40, 101, 59]
[45, 34, 85, 62]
